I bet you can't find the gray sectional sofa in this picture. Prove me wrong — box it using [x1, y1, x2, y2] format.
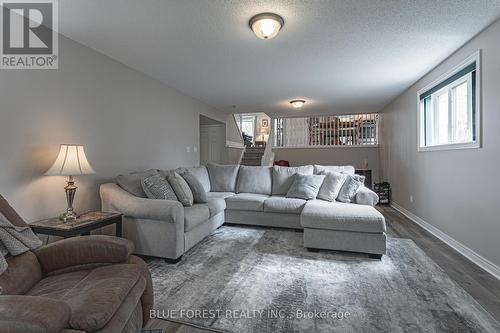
[100, 164, 386, 261]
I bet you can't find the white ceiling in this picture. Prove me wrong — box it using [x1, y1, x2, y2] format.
[59, 0, 500, 117]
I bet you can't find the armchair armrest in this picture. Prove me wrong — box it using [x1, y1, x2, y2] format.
[100, 183, 184, 222]
[34, 235, 134, 275]
[0, 295, 71, 333]
[355, 186, 379, 206]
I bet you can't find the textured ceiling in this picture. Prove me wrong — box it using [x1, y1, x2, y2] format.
[59, 0, 500, 117]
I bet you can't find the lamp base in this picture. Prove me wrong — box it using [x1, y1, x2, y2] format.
[60, 210, 78, 222]
[60, 176, 78, 222]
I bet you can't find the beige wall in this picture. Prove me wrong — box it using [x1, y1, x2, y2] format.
[0, 35, 226, 222]
[379, 19, 500, 267]
[273, 147, 380, 183]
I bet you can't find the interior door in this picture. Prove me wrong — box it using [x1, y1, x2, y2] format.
[200, 124, 225, 164]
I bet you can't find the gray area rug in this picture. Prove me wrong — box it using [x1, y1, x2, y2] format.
[148, 226, 500, 333]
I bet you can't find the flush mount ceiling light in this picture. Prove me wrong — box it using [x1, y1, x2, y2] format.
[290, 100, 306, 108]
[249, 13, 284, 40]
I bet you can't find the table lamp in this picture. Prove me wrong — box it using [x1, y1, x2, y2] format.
[45, 144, 96, 221]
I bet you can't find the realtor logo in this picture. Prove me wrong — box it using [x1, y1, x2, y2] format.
[1, 0, 58, 69]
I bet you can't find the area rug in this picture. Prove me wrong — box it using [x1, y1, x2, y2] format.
[148, 226, 500, 333]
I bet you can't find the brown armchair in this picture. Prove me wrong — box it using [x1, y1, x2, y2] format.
[0, 195, 153, 333]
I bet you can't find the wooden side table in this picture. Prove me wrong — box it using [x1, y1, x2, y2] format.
[30, 211, 122, 238]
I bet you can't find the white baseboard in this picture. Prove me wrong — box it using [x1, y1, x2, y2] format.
[391, 202, 500, 281]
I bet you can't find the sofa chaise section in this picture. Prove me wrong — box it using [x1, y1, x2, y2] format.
[301, 200, 387, 257]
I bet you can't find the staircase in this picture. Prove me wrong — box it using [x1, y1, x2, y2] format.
[240, 146, 265, 166]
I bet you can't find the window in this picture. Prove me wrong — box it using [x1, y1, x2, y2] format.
[418, 51, 480, 151]
[273, 113, 379, 148]
[241, 115, 256, 142]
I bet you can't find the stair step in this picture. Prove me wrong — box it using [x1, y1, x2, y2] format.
[243, 153, 264, 158]
[245, 147, 265, 152]
[241, 158, 262, 166]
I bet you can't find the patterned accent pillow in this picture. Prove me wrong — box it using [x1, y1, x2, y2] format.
[141, 174, 178, 201]
[166, 171, 194, 207]
[180, 171, 207, 203]
[337, 174, 365, 203]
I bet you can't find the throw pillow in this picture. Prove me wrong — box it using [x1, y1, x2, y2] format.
[286, 174, 326, 200]
[272, 165, 314, 195]
[141, 174, 178, 201]
[316, 171, 348, 202]
[116, 169, 159, 197]
[180, 170, 208, 203]
[337, 174, 366, 203]
[166, 171, 194, 207]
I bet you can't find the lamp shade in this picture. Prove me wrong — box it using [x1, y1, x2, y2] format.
[45, 144, 96, 176]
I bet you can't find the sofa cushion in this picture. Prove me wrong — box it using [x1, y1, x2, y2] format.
[207, 163, 240, 192]
[28, 264, 144, 332]
[272, 165, 313, 195]
[0, 251, 42, 295]
[141, 174, 178, 201]
[207, 198, 226, 217]
[313, 165, 355, 175]
[181, 171, 208, 203]
[185, 166, 211, 192]
[116, 169, 159, 198]
[166, 171, 194, 207]
[184, 204, 210, 231]
[301, 200, 386, 233]
[317, 171, 348, 202]
[206, 192, 235, 200]
[0, 295, 72, 333]
[337, 174, 365, 203]
[264, 196, 307, 214]
[286, 174, 325, 200]
[236, 166, 272, 195]
[225, 193, 269, 211]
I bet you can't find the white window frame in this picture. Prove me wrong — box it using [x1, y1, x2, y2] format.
[417, 50, 481, 152]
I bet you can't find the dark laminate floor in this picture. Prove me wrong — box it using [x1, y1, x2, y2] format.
[144, 206, 500, 332]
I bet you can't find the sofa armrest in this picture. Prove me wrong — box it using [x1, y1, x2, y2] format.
[34, 235, 134, 275]
[355, 186, 379, 206]
[100, 183, 184, 222]
[0, 295, 71, 333]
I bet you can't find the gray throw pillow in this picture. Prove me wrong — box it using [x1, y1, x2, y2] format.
[166, 171, 194, 207]
[337, 174, 365, 203]
[180, 170, 207, 203]
[317, 171, 348, 202]
[116, 169, 159, 197]
[286, 174, 325, 200]
[141, 174, 178, 201]
[206, 163, 240, 192]
[272, 165, 314, 195]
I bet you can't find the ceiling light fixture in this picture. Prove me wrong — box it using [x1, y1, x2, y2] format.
[290, 100, 306, 108]
[249, 13, 284, 40]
